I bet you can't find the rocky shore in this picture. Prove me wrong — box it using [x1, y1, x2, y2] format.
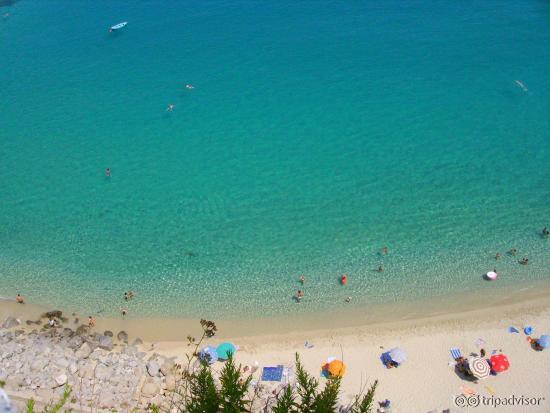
[0, 313, 181, 412]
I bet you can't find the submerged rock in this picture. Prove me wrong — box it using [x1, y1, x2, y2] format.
[117, 331, 128, 343]
[1, 317, 20, 329]
[42, 310, 63, 319]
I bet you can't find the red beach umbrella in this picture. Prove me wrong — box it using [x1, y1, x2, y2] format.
[489, 354, 510, 373]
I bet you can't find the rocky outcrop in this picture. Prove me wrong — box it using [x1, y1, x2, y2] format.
[1, 317, 20, 329]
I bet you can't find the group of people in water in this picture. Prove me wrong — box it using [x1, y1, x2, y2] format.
[166, 84, 195, 112]
[294, 247, 389, 303]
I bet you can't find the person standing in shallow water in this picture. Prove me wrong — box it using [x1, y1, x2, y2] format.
[15, 293, 24, 304]
[105, 168, 111, 177]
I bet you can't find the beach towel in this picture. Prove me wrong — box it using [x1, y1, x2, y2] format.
[450, 348, 461, 360]
[508, 326, 519, 333]
[460, 385, 476, 396]
[380, 351, 392, 368]
[261, 365, 284, 381]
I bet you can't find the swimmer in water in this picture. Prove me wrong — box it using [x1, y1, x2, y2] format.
[514, 80, 528, 92]
[345, 296, 352, 303]
[185, 84, 194, 89]
[295, 290, 304, 301]
[121, 308, 128, 317]
[167, 104, 175, 112]
[508, 248, 517, 256]
[495, 252, 501, 260]
[88, 316, 96, 327]
[105, 168, 111, 177]
[378, 265, 384, 273]
[519, 258, 529, 265]
[542, 227, 549, 238]
[382, 246, 388, 255]
[299, 275, 305, 285]
[16, 293, 24, 304]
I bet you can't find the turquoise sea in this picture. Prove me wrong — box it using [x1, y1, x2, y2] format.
[1, 1, 549, 319]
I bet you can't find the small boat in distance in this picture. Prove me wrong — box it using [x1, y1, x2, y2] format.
[109, 22, 128, 33]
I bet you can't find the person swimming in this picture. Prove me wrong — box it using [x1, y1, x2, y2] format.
[340, 274, 348, 285]
[185, 84, 194, 89]
[542, 227, 549, 238]
[105, 168, 111, 177]
[299, 275, 305, 285]
[495, 252, 501, 260]
[378, 265, 384, 273]
[508, 248, 517, 256]
[295, 290, 304, 301]
[382, 246, 388, 255]
[519, 258, 529, 265]
[167, 104, 175, 112]
[121, 308, 128, 317]
[15, 293, 24, 304]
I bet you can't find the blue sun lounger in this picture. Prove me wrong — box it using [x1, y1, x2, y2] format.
[450, 348, 461, 360]
[261, 365, 284, 381]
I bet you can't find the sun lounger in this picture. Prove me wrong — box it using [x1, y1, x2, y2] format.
[450, 348, 461, 360]
[261, 365, 284, 381]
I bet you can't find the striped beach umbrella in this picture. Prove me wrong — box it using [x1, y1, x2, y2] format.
[490, 353, 510, 373]
[468, 357, 490, 379]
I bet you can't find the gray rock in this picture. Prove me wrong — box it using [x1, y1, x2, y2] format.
[30, 358, 48, 372]
[68, 362, 78, 375]
[67, 335, 84, 349]
[141, 382, 160, 398]
[132, 338, 143, 346]
[165, 375, 177, 391]
[53, 358, 69, 369]
[117, 331, 128, 343]
[42, 310, 63, 319]
[53, 373, 67, 387]
[146, 361, 160, 377]
[160, 361, 174, 376]
[75, 342, 93, 359]
[1, 317, 20, 330]
[94, 364, 111, 381]
[103, 330, 113, 337]
[75, 325, 90, 336]
[97, 335, 113, 351]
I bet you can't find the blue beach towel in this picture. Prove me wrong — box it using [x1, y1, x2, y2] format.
[261, 365, 284, 381]
[508, 326, 519, 333]
[450, 348, 461, 360]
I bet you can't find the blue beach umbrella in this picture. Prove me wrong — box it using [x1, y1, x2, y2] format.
[217, 342, 237, 360]
[199, 345, 218, 365]
[388, 347, 407, 364]
[539, 335, 550, 349]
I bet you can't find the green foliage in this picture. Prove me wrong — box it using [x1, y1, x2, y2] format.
[271, 385, 296, 413]
[0, 380, 5, 388]
[348, 380, 378, 413]
[25, 386, 72, 413]
[218, 355, 252, 413]
[294, 353, 319, 413]
[25, 399, 35, 413]
[186, 363, 221, 413]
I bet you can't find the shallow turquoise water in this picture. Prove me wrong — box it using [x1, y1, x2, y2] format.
[1, 1, 549, 318]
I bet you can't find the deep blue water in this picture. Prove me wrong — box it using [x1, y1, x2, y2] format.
[1, 1, 549, 318]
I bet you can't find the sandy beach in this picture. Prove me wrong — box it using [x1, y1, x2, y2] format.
[2, 289, 550, 412]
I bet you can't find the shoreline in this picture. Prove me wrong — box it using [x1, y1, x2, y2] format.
[2, 288, 550, 412]
[3, 278, 550, 341]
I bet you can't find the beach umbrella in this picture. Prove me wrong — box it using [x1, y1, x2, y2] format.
[388, 347, 407, 364]
[468, 357, 490, 379]
[198, 345, 218, 365]
[216, 342, 237, 360]
[538, 335, 550, 349]
[490, 354, 510, 373]
[325, 359, 347, 378]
